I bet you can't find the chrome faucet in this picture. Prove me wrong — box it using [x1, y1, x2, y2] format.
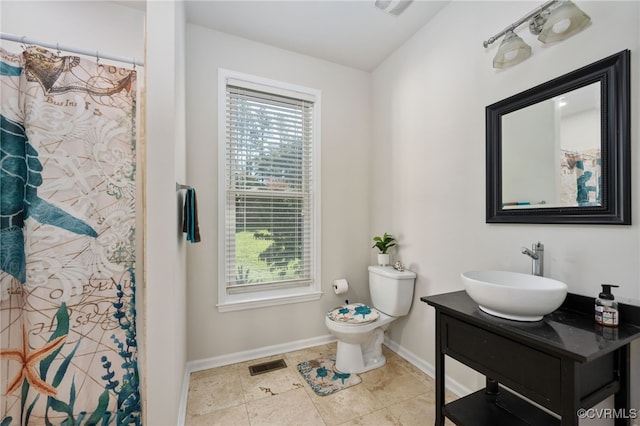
[521, 241, 544, 276]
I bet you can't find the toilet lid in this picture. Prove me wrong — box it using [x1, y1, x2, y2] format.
[327, 303, 380, 324]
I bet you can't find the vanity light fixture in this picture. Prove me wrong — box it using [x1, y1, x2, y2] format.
[533, 1, 591, 43]
[374, 0, 413, 16]
[483, 0, 591, 69]
[492, 30, 532, 69]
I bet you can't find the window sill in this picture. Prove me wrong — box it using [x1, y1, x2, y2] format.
[217, 289, 323, 313]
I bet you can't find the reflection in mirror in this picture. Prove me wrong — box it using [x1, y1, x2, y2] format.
[502, 83, 601, 209]
[486, 49, 630, 224]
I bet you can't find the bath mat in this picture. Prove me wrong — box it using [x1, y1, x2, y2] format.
[297, 357, 361, 396]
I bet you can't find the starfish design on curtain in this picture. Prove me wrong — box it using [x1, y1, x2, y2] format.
[0, 325, 67, 396]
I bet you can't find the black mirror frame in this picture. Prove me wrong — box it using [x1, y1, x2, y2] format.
[486, 50, 631, 225]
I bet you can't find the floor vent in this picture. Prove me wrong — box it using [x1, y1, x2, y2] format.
[248, 359, 287, 376]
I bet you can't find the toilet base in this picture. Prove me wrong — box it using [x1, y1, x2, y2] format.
[334, 328, 386, 374]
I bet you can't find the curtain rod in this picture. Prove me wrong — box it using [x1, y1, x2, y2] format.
[0, 32, 144, 67]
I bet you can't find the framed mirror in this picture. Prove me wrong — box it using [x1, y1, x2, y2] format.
[486, 50, 630, 224]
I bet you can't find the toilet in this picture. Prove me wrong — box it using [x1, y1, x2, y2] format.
[325, 265, 417, 374]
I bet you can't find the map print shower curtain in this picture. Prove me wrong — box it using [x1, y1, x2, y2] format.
[0, 46, 141, 425]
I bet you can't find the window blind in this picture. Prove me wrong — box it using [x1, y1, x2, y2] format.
[223, 82, 315, 293]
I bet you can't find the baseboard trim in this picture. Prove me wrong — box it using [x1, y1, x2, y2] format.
[178, 334, 471, 425]
[186, 334, 336, 374]
[177, 367, 191, 426]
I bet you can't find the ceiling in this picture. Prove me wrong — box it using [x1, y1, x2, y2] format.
[183, 1, 449, 71]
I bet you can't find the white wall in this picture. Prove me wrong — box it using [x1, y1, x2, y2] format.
[372, 0, 640, 420]
[184, 24, 372, 361]
[145, 1, 188, 424]
[0, 1, 143, 62]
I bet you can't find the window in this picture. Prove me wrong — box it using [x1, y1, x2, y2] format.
[218, 70, 321, 312]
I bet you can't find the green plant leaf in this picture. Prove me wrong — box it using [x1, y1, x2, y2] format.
[52, 340, 81, 387]
[372, 233, 396, 254]
[40, 303, 70, 380]
[24, 394, 38, 426]
[69, 378, 76, 411]
[83, 390, 110, 426]
[48, 397, 73, 417]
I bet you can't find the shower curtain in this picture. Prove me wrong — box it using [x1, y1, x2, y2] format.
[1, 46, 141, 425]
[560, 148, 601, 206]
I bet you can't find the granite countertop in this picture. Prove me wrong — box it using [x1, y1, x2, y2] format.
[421, 291, 640, 363]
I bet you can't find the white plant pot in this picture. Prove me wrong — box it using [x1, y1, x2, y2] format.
[378, 253, 390, 266]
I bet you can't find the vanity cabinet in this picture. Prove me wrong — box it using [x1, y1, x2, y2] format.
[421, 291, 640, 426]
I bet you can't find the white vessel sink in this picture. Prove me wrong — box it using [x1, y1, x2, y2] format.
[461, 270, 568, 321]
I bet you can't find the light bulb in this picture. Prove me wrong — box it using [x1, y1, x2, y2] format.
[504, 51, 519, 61]
[552, 19, 571, 34]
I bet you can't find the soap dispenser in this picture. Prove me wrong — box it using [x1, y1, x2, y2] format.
[595, 284, 619, 327]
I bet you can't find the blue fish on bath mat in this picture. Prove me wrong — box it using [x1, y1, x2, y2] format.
[332, 371, 351, 385]
[315, 366, 329, 381]
[1, 115, 97, 283]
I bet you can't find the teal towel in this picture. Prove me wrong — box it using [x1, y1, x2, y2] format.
[182, 188, 201, 243]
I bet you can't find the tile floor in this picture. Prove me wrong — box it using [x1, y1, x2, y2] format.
[185, 343, 457, 425]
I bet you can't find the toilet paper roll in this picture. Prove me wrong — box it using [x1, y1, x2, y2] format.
[333, 279, 349, 295]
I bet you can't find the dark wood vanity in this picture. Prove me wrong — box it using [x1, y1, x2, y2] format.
[421, 291, 640, 426]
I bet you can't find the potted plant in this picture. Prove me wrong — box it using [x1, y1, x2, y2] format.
[372, 233, 396, 266]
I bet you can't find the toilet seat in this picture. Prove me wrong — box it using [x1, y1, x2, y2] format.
[327, 303, 380, 325]
[326, 311, 395, 334]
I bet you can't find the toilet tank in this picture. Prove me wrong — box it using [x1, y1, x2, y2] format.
[368, 265, 417, 316]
